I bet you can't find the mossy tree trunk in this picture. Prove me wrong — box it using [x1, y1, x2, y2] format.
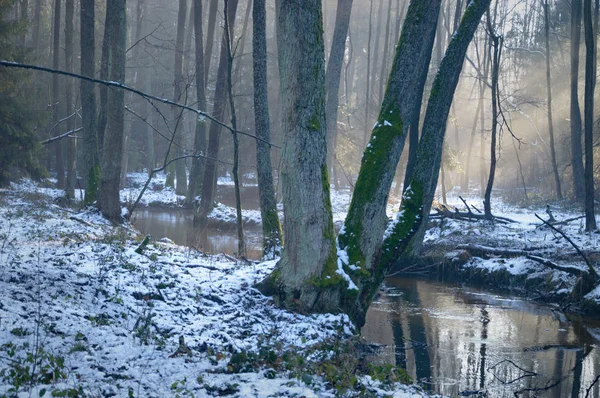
[583, 0, 597, 230]
[335, 0, 441, 311]
[258, 0, 339, 313]
[252, 0, 282, 259]
[386, 0, 492, 267]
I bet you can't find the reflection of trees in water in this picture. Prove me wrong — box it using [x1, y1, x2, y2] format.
[365, 278, 600, 397]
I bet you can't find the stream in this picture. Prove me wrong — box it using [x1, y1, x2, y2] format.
[132, 208, 600, 397]
[362, 277, 600, 397]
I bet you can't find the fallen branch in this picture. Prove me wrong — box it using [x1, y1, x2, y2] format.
[457, 243, 528, 257]
[535, 214, 599, 280]
[525, 255, 586, 276]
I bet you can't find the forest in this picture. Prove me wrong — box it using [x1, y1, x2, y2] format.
[1, 0, 600, 396]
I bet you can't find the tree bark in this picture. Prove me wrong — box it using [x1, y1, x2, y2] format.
[186, 0, 207, 206]
[544, 0, 563, 200]
[203, 0, 219, 85]
[376, 0, 491, 323]
[583, 0, 597, 230]
[325, 0, 353, 180]
[252, 0, 282, 259]
[337, 0, 440, 294]
[258, 0, 337, 314]
[52, 0, 65, 188]
[32, 0, 42, 51]
[571, 0, 585, 200]
[97, 0, 126, 222]
[80, 0, 99, 205]
[64, 0, 76, 199]
[195, 0, 239, 225]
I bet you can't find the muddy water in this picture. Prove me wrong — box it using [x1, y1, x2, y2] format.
[131, 208, 263, 260]
[362, 278, 600, 397]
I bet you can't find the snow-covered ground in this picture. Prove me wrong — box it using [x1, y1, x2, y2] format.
[0, 181, 434, 397]
[422, 192, 600, 306]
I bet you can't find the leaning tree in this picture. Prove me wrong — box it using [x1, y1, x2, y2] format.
[260, 0, 492, 327]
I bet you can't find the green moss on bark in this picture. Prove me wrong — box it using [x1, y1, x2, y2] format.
[380, 180, 424, 268]
[338, 107, 403, 272]
[84, 165, 100, 205]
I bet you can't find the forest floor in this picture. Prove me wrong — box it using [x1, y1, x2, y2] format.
[0, 179, 434, 397]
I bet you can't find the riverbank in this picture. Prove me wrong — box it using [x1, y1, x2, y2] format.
[0, 180, 433, 397]
[400, 194, 600, 317]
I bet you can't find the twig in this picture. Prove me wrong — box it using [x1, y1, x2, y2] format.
[585, 374, 600, 398]
[41, 127, 83, 145]
[534, 214, 599, 279]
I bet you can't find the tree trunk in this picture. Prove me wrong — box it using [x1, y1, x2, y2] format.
[386, 0, 491, 276]
[32, 0, 42, 51]
[64, 0, 76, 199]
[584, 0, 597, 230]
[186, 0, 207, 206]
[378, 0, 393, 102]
[97, 5, 110, 157]
[20, 0, 29, 46]
[325, 0, 353, 179]
[363, 0, 374, 146]
[97, 0, 126, 222]
[52, 0, 65, 188]
[81, 0, 99, 205]
[337, 0, 440, 294]
[571, 0, 585, 200]
[233, 0, 252, 84]
[172, 0, 188, 196]
[544, 0, 563, 200]
[195, 0, 239, 225]
[483, 19, 501, 219]
[258, 0, 337, 314]
[252, 0, 282, 259]
[203, 0, 218, 85]
[224, 0, 246, 259]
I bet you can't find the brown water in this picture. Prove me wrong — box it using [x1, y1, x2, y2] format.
[131, 208, 263, 260]
[362, 277, 600, 397]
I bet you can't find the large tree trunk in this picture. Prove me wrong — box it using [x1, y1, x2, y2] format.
[64, 0, 76, 199]
[583, 0, 597, 230]
[186, 0, 207, 206]
[258, 0, 337, 314]
[52, 0, 65, 188]
[324, 0, 353, 181]
[384, 0, 491, 282]
[544, 0, 563, 200]
[195, 0, 239, 225]
[97, 5, 110, 157]
[97, 0, 126, 222]
[81, 0, 99, 205]
[172, 0, 188, 196]
[337, 0, 440, 294]
[571, 0, 585, 200]
[32, 0, 42, 51]
[253, 0, 282, 259]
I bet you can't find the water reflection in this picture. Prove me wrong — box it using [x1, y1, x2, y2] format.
[362, 278, 600, 397]
[131, 208, 263, 260]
